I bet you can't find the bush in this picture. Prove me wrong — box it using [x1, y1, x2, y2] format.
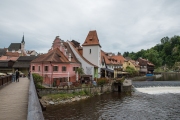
[116, 77, 125, 83]
[84, 89, 90, 95]
[32, 73, 43, 87]
[97, 78, 109, 86]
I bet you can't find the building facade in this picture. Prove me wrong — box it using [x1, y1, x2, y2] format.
[31, 36, 81, 87]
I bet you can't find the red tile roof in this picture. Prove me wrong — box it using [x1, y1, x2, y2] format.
[5, 52, 20, 57]
[32, 48, 73, 63]
[111, 55, 126, 64]
[82, 30, 101, 47]
[0, 56, 18, 61]
[138, 58, 155, 66]
[101, 50, 120, 65]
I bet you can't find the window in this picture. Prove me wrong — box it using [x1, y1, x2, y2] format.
[32, 66, 35, 71]
[38, 66, 40, 71]
[53, 66, 58, 71]
[90, 49, 91, 54]
[44, 66, 48, 71]
[62, 66, 66, 71]
[73, 67, 78, 71]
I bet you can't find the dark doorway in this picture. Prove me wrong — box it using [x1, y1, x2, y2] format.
[118, 85, 121, 92]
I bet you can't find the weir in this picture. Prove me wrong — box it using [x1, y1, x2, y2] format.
[132, 81, 180, 88]
[132, 81, 180, 94]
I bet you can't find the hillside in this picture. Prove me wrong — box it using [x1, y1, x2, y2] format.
[123, 35, 180, 69]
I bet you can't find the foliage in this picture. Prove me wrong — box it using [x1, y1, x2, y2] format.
[172, 62, 180, 71]
[83, 89, 90, 95]
[97, 78, 109, 86]
[125, 66, 138, 77]
[116, 77, 125, 83]
[35, 84, 45, 88]
[75, 67, 84, 81]
[123, 35, 180, 68]
[32, 73, 43, 87]
[144, 49, 162, 67]
[154, 67, 164, 72]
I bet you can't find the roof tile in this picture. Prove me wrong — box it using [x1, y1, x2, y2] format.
[82, 30, 101, 47]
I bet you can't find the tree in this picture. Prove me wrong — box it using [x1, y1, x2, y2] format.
[144, 49, 162, 67]
[75, 67, 84, 82]
[161, 36, 169, 44]
[117, 52, 121, 56]
[122, 35, 180, 69]
[125, 66, 138, 77]
[32, 73, 43, 88]
[123, 52, 129, 57]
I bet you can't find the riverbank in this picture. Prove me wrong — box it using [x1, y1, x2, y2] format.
[39, 80, 132, 106]
[40, 95, 90, 106]
[40, 90, 105, 106]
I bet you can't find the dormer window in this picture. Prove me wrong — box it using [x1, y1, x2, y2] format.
[89, 38, 92, 41]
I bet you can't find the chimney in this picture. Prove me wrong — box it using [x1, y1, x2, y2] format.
[64, 48, 67, 56]
[68, 53, 71, 61]
[60, 42, 63, 51]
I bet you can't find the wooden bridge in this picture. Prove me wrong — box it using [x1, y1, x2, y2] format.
[0, 76, 44, 120]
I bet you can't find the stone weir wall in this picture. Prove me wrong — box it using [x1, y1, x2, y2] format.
[38, 85, 112, 96]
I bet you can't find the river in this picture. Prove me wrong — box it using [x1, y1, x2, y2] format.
[43, 73, 180, 120]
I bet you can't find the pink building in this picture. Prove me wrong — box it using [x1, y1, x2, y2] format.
[31, 36, 81, 87]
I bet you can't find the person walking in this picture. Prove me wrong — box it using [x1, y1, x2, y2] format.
[15, 69, 20, 82]
[28, 71, 31, 80]
[12, 72, 16, 82]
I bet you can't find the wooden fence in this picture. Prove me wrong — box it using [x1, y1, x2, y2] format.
[0, 75, 12, 87]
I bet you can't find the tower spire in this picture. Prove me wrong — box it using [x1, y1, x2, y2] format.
[21, 34, 25, 43]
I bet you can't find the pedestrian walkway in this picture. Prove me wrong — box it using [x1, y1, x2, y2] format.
[0, 77, 30, 120]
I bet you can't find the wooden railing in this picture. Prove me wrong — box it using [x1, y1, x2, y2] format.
[0, 75, 12, 87]
[27, 74, 44, 120]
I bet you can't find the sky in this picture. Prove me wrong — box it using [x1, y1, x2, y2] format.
[0, 0, 180, 54]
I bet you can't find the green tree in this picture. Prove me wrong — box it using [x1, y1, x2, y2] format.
[32, 73, 43, 88]
[144, 49, 162, 67]
[75, 67, 84, 82]
[123, 51, 129, 57]
[122, 35, 180, 69]
[125, 66, 138, 77]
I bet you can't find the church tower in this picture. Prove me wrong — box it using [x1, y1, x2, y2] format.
[21, 35, 25, 51]
[82, 30, 101, 77]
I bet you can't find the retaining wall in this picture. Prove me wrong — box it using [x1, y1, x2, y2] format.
[37, 85, 112, 96]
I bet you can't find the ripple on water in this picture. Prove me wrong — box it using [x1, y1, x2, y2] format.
[44, 92, 180, 120]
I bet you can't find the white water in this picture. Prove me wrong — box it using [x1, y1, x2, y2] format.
[136, 87, 180, 94]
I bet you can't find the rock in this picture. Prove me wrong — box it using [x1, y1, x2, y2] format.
[81, 96, 86, 99]
[71, 98, 76, 102]
[76, 97, 80, 101]
[49, 101, 55, 105]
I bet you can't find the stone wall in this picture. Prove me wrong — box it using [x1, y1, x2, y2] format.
[37, 85, 112, 96]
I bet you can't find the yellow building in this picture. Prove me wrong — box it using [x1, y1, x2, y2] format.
[123, 60, 140, 71]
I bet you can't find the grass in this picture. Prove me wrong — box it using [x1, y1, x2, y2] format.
[35, 84, 46, 89]
[45, 90, 90, 100]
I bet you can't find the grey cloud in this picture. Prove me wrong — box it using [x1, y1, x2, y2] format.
[0, 0, 180, 54]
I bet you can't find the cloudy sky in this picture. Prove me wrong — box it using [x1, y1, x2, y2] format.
[0, 0, 180, 54]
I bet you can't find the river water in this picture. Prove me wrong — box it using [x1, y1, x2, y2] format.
[43, 73, 180, 120]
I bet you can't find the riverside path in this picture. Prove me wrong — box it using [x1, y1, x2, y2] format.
[0, 77, 30, 120]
